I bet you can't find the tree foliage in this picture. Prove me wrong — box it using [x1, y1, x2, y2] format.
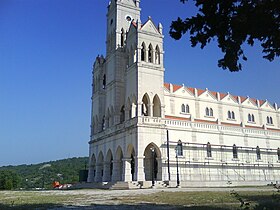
[0, 157, 88, 190]
[0, 170, 20, 190]
[170, 0, 280, 71]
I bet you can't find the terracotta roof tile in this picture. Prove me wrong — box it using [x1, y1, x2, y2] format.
[197, 89, 205, 96]
[187, 87, 195, 95]
[259, 100, 266, 106]
[220, 93, 227, 100]
[164, 83, 170, 90]
[173, 84, 182, 92]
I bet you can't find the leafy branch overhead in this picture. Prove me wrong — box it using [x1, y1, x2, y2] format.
[170, 0, 280, 72]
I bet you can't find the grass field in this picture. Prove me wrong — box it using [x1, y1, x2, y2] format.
[0, 188, 279, 209]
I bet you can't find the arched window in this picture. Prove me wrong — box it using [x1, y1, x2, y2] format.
[277, 147, 280, 161]
[120, 28, 125, 47]
[267, 116, 270, 124]
[155, 45, 160, 64]
[270, 117, 273, 124]
[206, 142, 212, 158]
[206, 107, 209, 116]
[252, 114, 255, 122]
[228, 111, 231, 119]
[177, 140, 183, 156]
[141, 43, 146, 61]
[142, 94, 149, 116]
[232, 111, 235, 119]
[256, 146, 261, 160]
[148, 44, 153, 63]
[102, 116, 105, 131]
[210, 108, 213, 116]
[102, 74, 106, 89]
[153, 95, 161, 117]
[233, 144, 238, 159]
[248, 114, 252, 122]
[120, 106, 125, 123]
[181, 104, 186, 113]
[186, 104, 190, 113]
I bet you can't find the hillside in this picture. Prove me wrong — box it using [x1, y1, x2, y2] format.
[0, 157, 88, 189]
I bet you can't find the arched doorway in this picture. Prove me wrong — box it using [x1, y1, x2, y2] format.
[115, 146, 124, 181]
[89, 154, 96, 182]
[127, 144, 136, 181]
[105, 149, 113, 181]
[96, 152, 104, 182]
[144, 143, 162, 181]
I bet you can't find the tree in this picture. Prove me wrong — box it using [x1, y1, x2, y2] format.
[0, 170, 20, 190]
[170, 0, 280, 72]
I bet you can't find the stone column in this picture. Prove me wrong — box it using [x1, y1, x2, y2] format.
[156, 157, 162, 181]
[136, 156, 145, 181]
[103, 161, 111, 182]
[138, 102, 143, 116]
[87, 168, 93, 182]
[148, 103, 153, 117]
[131, 103, 136, 118]
[112, 160, 121, 181]
[122, 158, 132, 182]
[95, 164, 103, 182]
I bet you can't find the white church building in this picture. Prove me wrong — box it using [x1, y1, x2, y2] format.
[88, 0, 280, 188]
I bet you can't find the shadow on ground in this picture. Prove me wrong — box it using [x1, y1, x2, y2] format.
[0, 203, 227, 210]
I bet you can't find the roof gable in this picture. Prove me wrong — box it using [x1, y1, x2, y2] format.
[242, 97, 257, 107]
[260, 100, 275, 110]
[198, 89, 217, 101]
[140, 19, 160, 35]
[221, 94, 238, 104]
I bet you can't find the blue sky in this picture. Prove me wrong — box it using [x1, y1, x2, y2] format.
[0, 0, 279, 166]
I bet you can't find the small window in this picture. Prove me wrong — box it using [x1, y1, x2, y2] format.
[267, 116, 273, 125]
[181, 104, 186, 113]
[102, 116, 106, 131]
[148, 44, 153, 63]
[102, 74, 106, 89]
[210, 108, 213, 116]
[248, 114, 252, 122]
[206, 142, 212, 158]
[252, 114, 255, 122]
[277, 147, 280, 161]
[256, 146, 261, 160]
[177, 140, 183, 156]
[270, 117, 273, 124]
[141, 43, 146, 61]
[228, 111, 231, 119]
[120, 106, 125, 123]
[233, 144, 238, 159]
[186, 104, 190, 113]
[232, 111, 235, 119]
[206, 107, 210, 116]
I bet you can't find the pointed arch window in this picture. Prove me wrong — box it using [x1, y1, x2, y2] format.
[210, 108, 213, 116]
[102, 116, 106, 131]
[248, 114, 252, 122]
[256, 146, 261, 160]
[233, 144, 238, 159]
[148, 44, 153, 63]
[186, 104, 190, 113]
[141, 43, 146, 61]
[252, 114, 255, 122]
[120, 106, 125, 123]
[206, 142, 212, 158]
[267, 116, 273, 124]
[120, 28, 125, 47]
[181, 104, 186, 113]
[177, 140, 183, 156]
[228, 111, 231, 119]
[102, 74, 106, 89]
[232, 111, 235, 119]
[277, 147, 280, 161]
[206, 107, 210, 116]
[155, 45, 160, 64]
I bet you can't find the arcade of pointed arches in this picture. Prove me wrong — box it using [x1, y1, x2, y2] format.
[89, 142, 162, 182]
[91, 93, 162, 134]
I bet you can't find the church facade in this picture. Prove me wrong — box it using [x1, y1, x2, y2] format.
[88, 0, 280, 187]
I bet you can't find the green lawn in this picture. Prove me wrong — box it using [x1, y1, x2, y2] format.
[0, 189, 279, 210]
